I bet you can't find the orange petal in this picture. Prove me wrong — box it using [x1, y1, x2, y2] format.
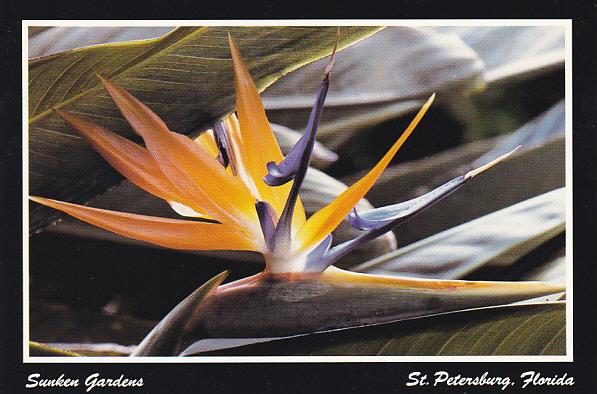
[228, 38, 306, 227]
[194, 129, 236, 178]
[56, 110, 209, 219]
[225, 114, 306, 229]
[98, 76, 258, 228]
[295, 95, 435, 251]
[195, 129, 220, 158]
[30, 197, 258, 251]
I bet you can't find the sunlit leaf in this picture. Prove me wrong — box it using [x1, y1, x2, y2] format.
[29, 341, 80, 357]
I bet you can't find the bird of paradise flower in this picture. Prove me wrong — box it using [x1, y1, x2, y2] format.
[30, 35, 564, 356]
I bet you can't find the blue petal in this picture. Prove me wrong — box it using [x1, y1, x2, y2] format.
[348, 175, 466, 231]
[303, 234, 333, 272]
[255, 200, 277, 246]
[263, 76, 329, 187]
[268, 75, 331, 247]
[312, 175, 468, 272]
[213, 121, 237, 175]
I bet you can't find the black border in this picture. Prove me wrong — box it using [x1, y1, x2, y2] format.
[2, 1, 596, 392]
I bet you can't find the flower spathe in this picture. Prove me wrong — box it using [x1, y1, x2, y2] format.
[32, 36, 527, 275]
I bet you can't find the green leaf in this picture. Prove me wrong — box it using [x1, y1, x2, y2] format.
[352, 188, 565, 281]
[29, 26, 382, 231]
[193, 302, 566, 356]
[30, 342, 133, 357]
[29, 341, 81, 357]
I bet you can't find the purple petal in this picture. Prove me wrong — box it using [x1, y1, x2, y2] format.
[312, 149, 520, 271]
[255, 200, 277, 246]
[268, 74, 331, 247]
[263, 76, 329, 187]
[348, 175, 467, 231]
[213, 121, 237, 175]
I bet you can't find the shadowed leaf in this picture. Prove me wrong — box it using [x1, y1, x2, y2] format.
[194, 302, 565, 356]
[178, 268, 563, 347]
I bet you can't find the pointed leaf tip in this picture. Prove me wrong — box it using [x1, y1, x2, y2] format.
[132, 270, 230, 356]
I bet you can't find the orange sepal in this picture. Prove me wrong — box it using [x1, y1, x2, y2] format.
[98, 76, 258, 228]
[56, 109, 208, 218]
[30, 197, 258, 252]
[228, 37, 306, 228]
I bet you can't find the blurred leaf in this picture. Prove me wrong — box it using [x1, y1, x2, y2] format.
[352, 189, 565, 281]
[29, 26, 382, 231]
[30, 302, 156, 345]
[28, 27, 52, 39]
[432, 26, 564, 85]
[44, 167, 397, 265]
[473, 100, 564, 165]
[29, 341, 80, 357]
[28, 26, 175, 58]
[520, 248, 566, 284]
[197, 302, 565, 356]
[32, 342, 133, 357]
[262, 26, 485, 148]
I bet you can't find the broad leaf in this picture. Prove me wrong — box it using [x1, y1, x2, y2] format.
[352, 189, 565, 280]
[262, 26, 484, 147]
[432, 26, 564, 85]
[29, 26, 382, 231]
[28, 26, 175, 58]
[195, 302, 565, 356]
